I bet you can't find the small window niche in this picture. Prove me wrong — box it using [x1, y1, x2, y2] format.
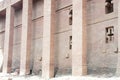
[69, 9, 72, 25]
[105, 0, 113, 14]
[106, 26, 114, 43]
[69, 36, 72, 49]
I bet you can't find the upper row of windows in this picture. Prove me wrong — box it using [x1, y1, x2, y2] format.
[105, 0, 113, 14]
[68, 0, 114, 25]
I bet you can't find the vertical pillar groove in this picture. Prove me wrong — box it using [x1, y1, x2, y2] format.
[42, 0, 56, 79]
[72, 0, 87, 76]
[116, 0, 120, 76]
[3, 6, 15, 73]
[20, 0, 32, 75]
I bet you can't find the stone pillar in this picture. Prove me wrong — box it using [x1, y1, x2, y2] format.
[20, 0, 32, 75]
[42, 0, 55, 79]
[72, 0, 87, 76]
[3, 6, 15, 73]
[116, 0, 120, 76]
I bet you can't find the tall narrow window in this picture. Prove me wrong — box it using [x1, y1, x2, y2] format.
[106, 26, 114, 43]
[105, 0, 113, 14]
[69, 10, 72, 25]
[69, 36, 72, 49]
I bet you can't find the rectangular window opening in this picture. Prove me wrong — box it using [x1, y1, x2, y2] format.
[69, 36, 72, 49]
[105, 26, 114, 43]
[69, 10, 72, 25]
[105, 0, 113, 14]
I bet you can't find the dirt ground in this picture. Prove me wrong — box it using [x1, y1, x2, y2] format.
[1, 75, 120, 80]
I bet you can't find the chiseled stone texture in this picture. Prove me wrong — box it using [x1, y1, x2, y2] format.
[86, 0, 119, 76]
[87, 2, 118, 75]
[54, 30, 72, 76]
[0, 0, 119, 78]
[87, 0, 118, 25]
[32, 38, 42, 75]
[56, 0, 72, 10]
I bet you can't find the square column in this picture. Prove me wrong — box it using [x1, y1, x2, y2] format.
[116, 0, 120, 76]
[42, 0, 56, 79]
[3, 6, 15, 73]
[20, 0, 32, 75]
[72, 0, 87, 76]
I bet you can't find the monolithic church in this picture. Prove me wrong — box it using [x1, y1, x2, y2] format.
[0, 0, 119, 79]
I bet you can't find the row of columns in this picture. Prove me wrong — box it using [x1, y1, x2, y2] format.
[2, 0, 87, 79]
[3, 0, 33, 75]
